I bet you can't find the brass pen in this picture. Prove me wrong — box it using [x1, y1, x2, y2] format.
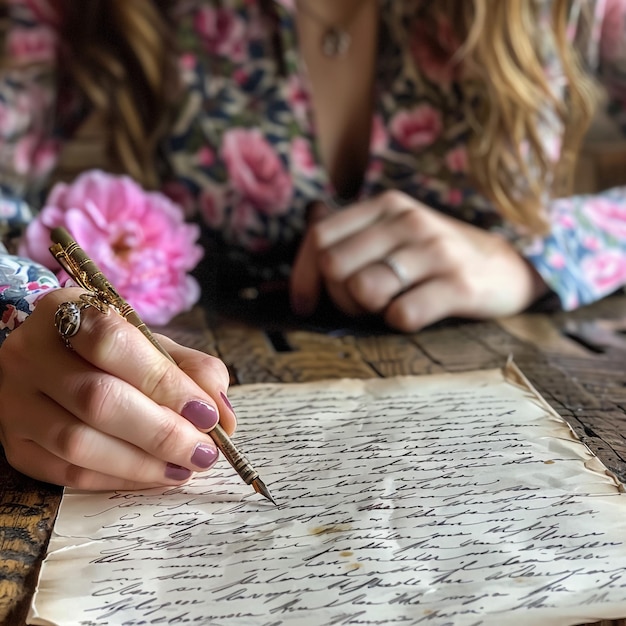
[49, 226, 275, 504]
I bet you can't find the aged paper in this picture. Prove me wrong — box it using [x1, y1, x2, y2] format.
[28, 364, 626, 626]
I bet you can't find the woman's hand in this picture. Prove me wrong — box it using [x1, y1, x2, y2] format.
[290, 190, 548, 332]
[0, 287, 235, 490]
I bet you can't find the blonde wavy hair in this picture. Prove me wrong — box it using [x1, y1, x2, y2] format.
[54, 0, 595, 232]
[439, 0, 597, 232]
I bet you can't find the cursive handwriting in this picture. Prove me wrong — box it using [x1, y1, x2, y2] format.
[29, 367, 626, 626]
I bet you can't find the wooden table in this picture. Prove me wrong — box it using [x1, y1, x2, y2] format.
[2, 294, 626, 626]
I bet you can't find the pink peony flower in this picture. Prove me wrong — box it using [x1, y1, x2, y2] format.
[411, 17, 461, 86]
[14, 133, 60, 177]
[444, 146, 468, 174]
[582, 250, 626, 294]
[221, 128, 293, 214]
[390, 105, 443, 151]
[584, 198, 626, 239]
[194, 6, 247, 62]
[19, 170, 203, 326]
[7, 25, 57, 64]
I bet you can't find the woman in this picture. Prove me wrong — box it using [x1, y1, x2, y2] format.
[1, 0, 625, 490]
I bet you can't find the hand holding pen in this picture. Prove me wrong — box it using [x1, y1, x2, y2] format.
[50, 227, 274, 502]
[0, 228, 273, 500]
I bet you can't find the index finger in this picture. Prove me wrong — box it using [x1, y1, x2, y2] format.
[57, 294, 230, 423]
[311, 190, 416, 249]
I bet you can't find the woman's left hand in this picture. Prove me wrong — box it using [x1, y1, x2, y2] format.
[290, 190, 549, 332]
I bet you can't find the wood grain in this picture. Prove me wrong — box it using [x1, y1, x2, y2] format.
[2, 296, 626, 625]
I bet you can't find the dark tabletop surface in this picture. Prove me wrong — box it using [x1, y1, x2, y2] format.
[2, 294, 626, 626]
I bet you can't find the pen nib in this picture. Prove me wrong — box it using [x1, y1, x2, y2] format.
[252, 477, 276, 505]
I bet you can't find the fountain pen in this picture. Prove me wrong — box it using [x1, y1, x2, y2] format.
[49, 227, 275, 504]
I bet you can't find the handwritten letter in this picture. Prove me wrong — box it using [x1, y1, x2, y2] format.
[29, 364, 626, 626]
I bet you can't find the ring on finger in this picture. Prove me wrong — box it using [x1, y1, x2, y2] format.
[381, 255, 411, 291]
[54, 293, 110, 349]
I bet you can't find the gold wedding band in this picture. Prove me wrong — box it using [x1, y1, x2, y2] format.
[54, 293, 110, 349]
[381, 255, 411, 291]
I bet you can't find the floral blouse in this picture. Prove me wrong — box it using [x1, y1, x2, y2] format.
[2, 0, 626, 343]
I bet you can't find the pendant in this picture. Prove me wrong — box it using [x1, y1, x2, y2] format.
[321, 27, 351, 58]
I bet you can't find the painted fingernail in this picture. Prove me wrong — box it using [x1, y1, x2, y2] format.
[191, 443, 219, 469]
[165, 463, 193, 481]
[220, 391, 236, 414]
[181, 400, 219, 430]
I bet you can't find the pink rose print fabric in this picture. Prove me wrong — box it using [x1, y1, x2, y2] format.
[3, 0, 626, 342]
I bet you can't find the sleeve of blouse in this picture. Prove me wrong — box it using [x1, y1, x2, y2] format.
[0, 3, 63, 346]
[521, 188, 626, 310]
[518, 0, 626, 311]
[0, 248, 60, 347]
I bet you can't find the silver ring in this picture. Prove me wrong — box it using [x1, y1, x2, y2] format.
[381, 255, 411, 291]
[54, 294, 109, 349]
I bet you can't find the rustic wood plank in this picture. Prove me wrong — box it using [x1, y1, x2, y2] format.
[0, 453, 61, 626]
[409, 322, 505, 372]
[3, 300, 626, 625]
[213, 320, 378, 384]
[347, 333, 447, 377]
[498, 313, 594, 357]
[154, 306, 219, 356]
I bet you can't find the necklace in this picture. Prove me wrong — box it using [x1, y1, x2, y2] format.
[295, 1, 369, 58]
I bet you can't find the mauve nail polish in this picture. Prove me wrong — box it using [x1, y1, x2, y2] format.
[181, 400, 219, 430]
[220, 391, 235, 413]
[165, 463, 192, 481]
[191, 443, 219, 469]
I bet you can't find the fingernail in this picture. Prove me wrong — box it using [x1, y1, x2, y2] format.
[165, 463, 193, 481]
[191, 443, 219, 469]
[181, 400, 219, 430]
[220, 391, 236, 414]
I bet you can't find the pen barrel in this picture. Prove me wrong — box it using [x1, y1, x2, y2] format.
[209, 424, 258, 485]
[51, 227, 129, 321]
[50, 226, 268, 495]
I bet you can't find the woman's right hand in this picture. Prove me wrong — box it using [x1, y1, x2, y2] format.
[0, 287, 236, 490]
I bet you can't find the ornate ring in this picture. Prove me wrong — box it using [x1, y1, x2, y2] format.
[381, 255, 411, 291]
[54, 293, 109, 349]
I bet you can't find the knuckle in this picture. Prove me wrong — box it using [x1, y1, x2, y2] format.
[147, 413, 184, 458]
[347, 272, 387, 312]
[397, 207, 422, 232]
[195, 353, 229, 382]
[429, 237, 458, 267]
[141, 361, 179, 400]
[55, 422, 90, 464]
[63, 463, 86, 488]
[63, 463, 96, 489]
[450, 273, 478, 308]
[72, 376, 120, 429]
[81, 311, 131, 360]
[379, 189, 406, 210]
